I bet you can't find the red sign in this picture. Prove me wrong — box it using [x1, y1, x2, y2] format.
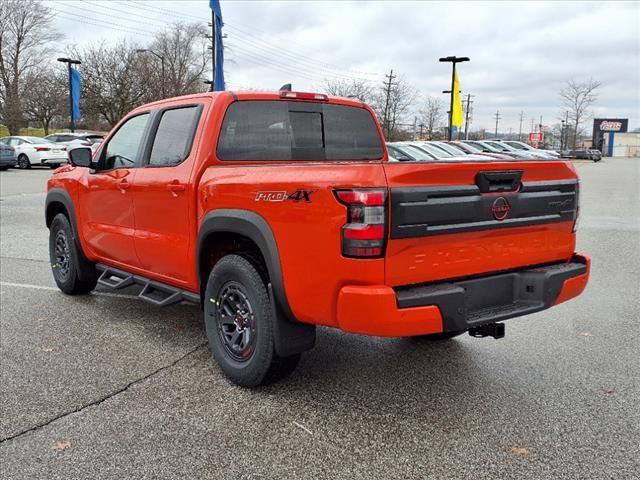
[529, 132, 543, 143]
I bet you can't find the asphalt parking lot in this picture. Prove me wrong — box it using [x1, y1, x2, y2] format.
[1, 159, 639, 479]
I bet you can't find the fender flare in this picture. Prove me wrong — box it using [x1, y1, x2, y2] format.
[197, 209, 315, 356]
[45, 188, 96, 282]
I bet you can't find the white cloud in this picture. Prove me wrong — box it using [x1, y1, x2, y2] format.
[47, 0, 640, 131]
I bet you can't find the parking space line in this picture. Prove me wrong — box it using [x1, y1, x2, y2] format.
[0, 281, 139, 300]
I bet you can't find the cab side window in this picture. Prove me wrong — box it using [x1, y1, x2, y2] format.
[102, 113, 150, 170]
[147, 106, 201, 167]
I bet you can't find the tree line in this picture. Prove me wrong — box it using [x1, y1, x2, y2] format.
[0, 0, 209, 135]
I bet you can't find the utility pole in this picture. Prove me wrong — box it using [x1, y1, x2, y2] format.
[494, 110, 501, 138]
[57, 57, 82, 133]
[518, 111, 524, 141]
[463, 93, 474, 140]
[418, 123, 424, 139]
[382, 69, 397, 139]
[136, 49, 165, 98]
[208, 11, 216, 92]
[439, 56, 470, 140]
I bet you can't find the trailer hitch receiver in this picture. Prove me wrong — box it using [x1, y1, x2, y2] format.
[469, 323, 505, 339]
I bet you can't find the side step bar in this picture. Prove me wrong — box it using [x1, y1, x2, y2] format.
[96, 264, 199, 306]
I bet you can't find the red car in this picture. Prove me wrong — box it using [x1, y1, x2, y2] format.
[45, 90, 590, 387]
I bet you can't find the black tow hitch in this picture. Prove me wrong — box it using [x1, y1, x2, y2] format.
[469, 323, 505, 339]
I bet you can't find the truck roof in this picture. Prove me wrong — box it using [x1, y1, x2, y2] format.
[134, 90, 366, 112]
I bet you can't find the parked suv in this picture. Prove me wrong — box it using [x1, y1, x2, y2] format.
[46, 91, 590, 387]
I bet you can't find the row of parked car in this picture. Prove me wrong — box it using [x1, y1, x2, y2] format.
[387, 139, 565, 162]
[0, 132, 104, 170]
[388, 139, 603, 162]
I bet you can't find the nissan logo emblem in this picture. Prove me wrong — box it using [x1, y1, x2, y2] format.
[491, 197, 511, 221]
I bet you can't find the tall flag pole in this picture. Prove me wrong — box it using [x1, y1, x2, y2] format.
[210, 0, 225, 91]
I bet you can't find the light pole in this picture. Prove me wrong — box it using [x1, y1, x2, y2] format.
[560, 120, 566, 150]
[137, 49, 165, 98]
[57, 57, 81, 133]
[439, 56, 469, 140]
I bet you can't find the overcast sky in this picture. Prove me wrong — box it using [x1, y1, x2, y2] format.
[47, 0, 640, 133]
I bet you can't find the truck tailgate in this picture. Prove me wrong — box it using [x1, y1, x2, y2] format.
[383, 161, 578, 286]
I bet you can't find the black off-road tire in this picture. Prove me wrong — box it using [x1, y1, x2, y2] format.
[49, 213, 97, 295]
[0, 166, 8, 171]
[49, 163, 61, 169]
[17, 154, 31, 169]
[204, 254, 300, 387]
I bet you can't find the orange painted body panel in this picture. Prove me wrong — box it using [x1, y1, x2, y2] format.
[383, 161, 578, 286]
[337, 285, 442, 336]
[554, 254, 591, 305]
[47, 90, 589, 337]
[198, 163, 387, 327]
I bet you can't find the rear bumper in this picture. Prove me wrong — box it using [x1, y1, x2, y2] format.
[336, 254, 590, 337]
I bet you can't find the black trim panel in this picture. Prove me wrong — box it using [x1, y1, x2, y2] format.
[395, 256, 587, 332]
[390, 179, 578, 239]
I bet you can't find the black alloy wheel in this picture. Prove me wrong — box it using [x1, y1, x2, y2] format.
[215, 282, 256, 362]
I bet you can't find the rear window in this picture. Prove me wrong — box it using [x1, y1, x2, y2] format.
[217, 101, 383, 161]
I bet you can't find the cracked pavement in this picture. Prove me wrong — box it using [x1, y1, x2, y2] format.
[1, 160, 639, 479]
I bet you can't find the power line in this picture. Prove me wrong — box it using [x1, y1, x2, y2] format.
[114, 0, 377, 79]
[81, 0, 375, 83]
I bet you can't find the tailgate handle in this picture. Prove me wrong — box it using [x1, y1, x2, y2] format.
[476, 170, 523, 193]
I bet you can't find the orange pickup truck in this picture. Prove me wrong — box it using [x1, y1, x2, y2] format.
[46, 90, 589, 387]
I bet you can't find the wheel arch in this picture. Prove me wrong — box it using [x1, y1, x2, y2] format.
[197, 209, 293, 320]
[197, 209, 315, 356]
[45, 188, 96, 281]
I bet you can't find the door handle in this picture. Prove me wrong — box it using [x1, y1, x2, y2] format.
[167, 183, 186, 192]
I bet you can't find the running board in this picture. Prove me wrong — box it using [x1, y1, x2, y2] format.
[96, 264, 199, 306]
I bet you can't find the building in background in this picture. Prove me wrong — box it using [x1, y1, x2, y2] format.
[592, 118, 628, 155]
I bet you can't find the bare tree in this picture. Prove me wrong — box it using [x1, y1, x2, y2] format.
[321, 78, 374, 103]
[372, 74, 417, 141]
[419, 97, 445, 140]
[72, 41, 151, 127]
[0, 0, 61, 134]
[22, 67, 66, 134]
[559, 78, 601, 150]
[149, 22, 209, 99]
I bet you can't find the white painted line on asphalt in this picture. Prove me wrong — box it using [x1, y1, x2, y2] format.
[0, 281, 139, 300]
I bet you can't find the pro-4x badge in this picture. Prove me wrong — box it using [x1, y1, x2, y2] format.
[255, 189, 316, 203]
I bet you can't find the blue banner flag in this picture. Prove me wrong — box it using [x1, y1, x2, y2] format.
[210, 0, 225, 91]
[70, 67, 81, 121]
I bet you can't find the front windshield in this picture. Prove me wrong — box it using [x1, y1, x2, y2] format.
[442, 143, 468, 155]
[402, 145, 434, 160]
[456, 142, 481, 153]
[505, 141, 527, 150]
[418, 143, 453, 157]
[432, 142, 462, 156]
[485, 141, 511, 152]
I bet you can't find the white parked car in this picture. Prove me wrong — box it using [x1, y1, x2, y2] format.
[44, 132, 104, 153]
[0, 136, 68, 169]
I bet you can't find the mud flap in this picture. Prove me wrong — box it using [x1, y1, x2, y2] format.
[268, 283, 316, 357]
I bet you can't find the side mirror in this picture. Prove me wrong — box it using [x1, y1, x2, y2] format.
[68, 147, 93, 168]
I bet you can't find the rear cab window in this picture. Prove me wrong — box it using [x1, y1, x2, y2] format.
[217, 101, 383, 161]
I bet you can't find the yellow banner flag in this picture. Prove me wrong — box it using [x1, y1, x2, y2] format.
[451, 71, 463, 128]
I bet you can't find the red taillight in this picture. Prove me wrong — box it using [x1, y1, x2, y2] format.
[35, 147, 50, 152]
[280, 91, 328, 101]
[335, 188, 387, 258]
